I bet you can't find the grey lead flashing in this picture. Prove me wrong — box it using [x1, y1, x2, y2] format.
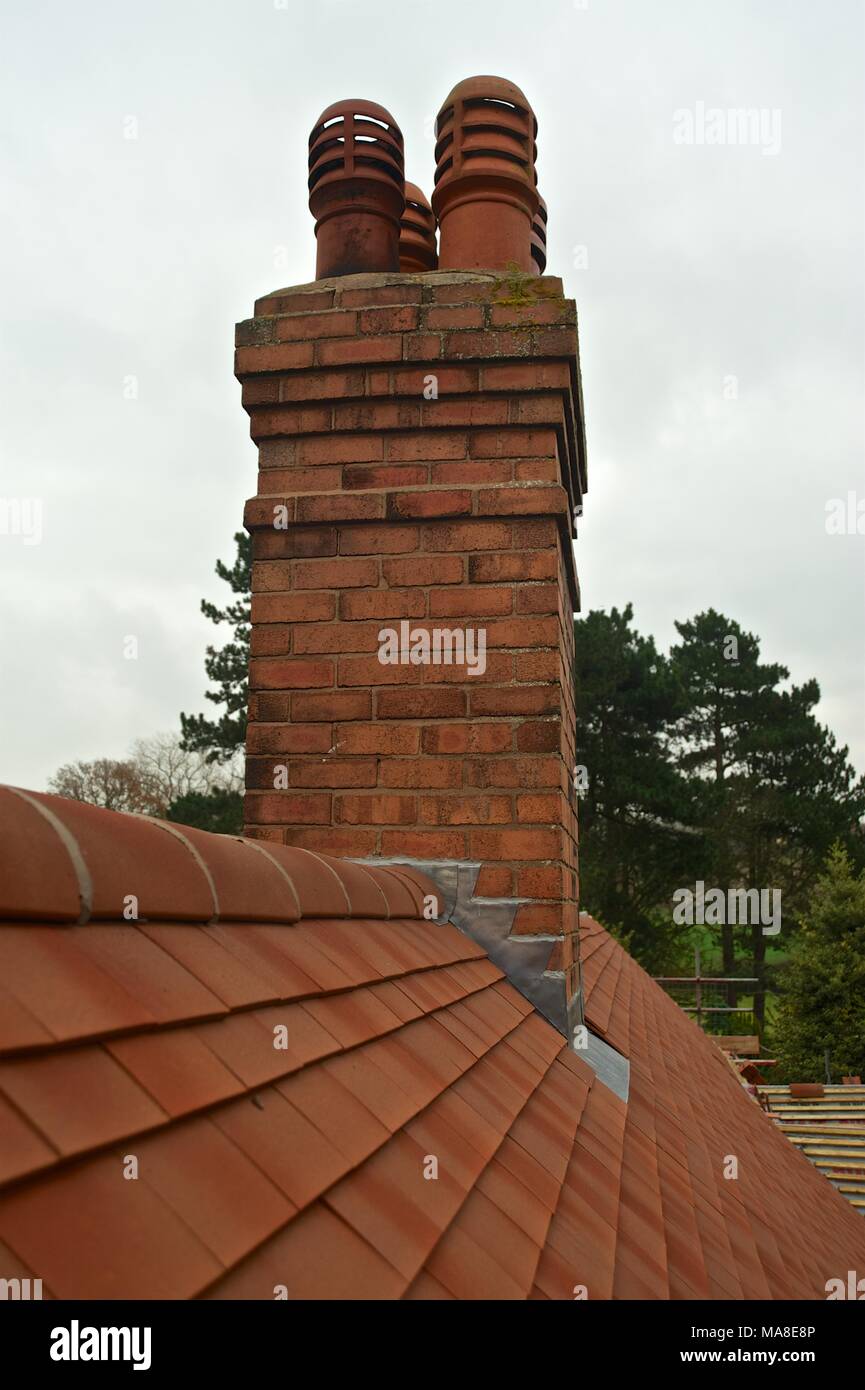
[353, 856, 631, 1102]
[578, 1028, 631, 1103]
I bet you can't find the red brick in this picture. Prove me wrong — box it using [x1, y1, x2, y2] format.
[335, 724, 420, 755]
[250, 658, 333, 690]
[286, 828, 378, 855]
[463, 756, 560, 789]
[512, 513, 564, 550]
[512, 903, 568, 935]
[421, 723, 513, 755]
[340, 589, 426, 620]
[392, 365, 478, 396]
[335, 795, 417, 825]
[293, 622, 381, 654]
[295, 495, 384, 524]
[250, 625, 290, 656]
[469, 828, 562, 861]
[470, 687, 559, 716]
[257, 438, 297, 465]
[469, 428, 557, 459]
[419, 796, 511, 826]
[516, 866, 569, 899]
[515, 721, 561, 753]
[376, 688, 466, 720]
[517, 651, 561, 682]
[514, 457, 559, 482]
[377, 759, 462, 789]
[444, 330, 533, 359]
[278, 368, 364, 402]
[245, 792, 332, 823]
[428, 586, 513, 618]
[254, 289, 334, 316]
[475, 866, 514, 897]
[380, 830, 466, 859]
[298, 436, 383, 465]
[293, 557, 378, 589]
[359, 305, 419, 334]
[251, 592, 335, 624]
[250, 405, 332, 438]
[334, 401, 420, 432]
[423, 305, 485, 330]
[251, 528, 337, 560]
[246, 724, 333, 755]
[343, 465, 427, 491]
[339, 284, 421, 308]
[478, 485, 567, 517]
[423, 652, 512, 684]
[387, 490, 472, 520]
[257, 467, 341, 494]
[516, 793, 562, 822]
[316, 335, 403, 366]
[430, 459, 511, 486]
[422, 521, 511, 553]
[517, 585, 558, 614]
[289, 759, 377, 788]
[382, 556, 463, 587]
[292, 690, 371, 722]
[338, 655, 414, 687]
[338, 523, 419, 555]
[421, 399, 510, 430]
[488, 297, 573, 325]
[532, 327, 578, 356]
[276, 310, 356, 341]
[387, 433, 468, 461]
[403, 335, 442, 360]
[236, 342, 316, 375]
[469, 552, 557, 583]
[486, 618, 558, 648]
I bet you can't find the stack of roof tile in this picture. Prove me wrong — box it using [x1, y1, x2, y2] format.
[1, 787, 864, 1299]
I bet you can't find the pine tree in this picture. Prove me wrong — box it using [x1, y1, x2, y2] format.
[180, 532, 251, 765]
[773, 844, 865, 1082]
[574, 604, 703, 963]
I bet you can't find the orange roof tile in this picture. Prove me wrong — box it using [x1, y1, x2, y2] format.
[0, 789, 864, 1299]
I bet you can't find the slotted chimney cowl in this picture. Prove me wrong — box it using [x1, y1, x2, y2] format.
[308, 99, 406, 278]
[399, 182, 438, 272]
[530, 193, 548, 275]
[432, 75, 540, 273]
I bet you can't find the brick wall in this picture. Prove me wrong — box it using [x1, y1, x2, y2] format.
[237, 269, 587, 1018]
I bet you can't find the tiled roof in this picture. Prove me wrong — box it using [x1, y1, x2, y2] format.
[1, 787, 864, 1299]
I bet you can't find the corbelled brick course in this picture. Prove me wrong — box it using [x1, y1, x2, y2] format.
[237, 269, 588, 1022]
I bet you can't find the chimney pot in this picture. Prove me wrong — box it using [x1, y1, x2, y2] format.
[432, 75, 539, 273]
[530, 193, 547, 275]
[308, 99, 405, 278]
[399, 182, 438, 272]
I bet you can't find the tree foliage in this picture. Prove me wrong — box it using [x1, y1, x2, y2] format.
[772, 844, 865, 1082]
[180, 532, 251, 765]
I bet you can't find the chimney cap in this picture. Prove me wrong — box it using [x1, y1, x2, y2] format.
[436, 75, 538, 137]
[400, 181, 438, 272]
[308, 99, 404, 194]
[307, 98, 405, 278]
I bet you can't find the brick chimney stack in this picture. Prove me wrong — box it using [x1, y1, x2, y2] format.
[237, 79, 588, 1039]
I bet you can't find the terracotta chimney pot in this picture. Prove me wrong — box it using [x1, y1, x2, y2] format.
[308, 99, 405, 278]
[399, 182, 438, 272]
[530, 193, 548, 275]
[432, 75, 539, 273]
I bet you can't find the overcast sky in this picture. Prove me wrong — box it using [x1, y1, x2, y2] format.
[1, 0, 863, 790]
